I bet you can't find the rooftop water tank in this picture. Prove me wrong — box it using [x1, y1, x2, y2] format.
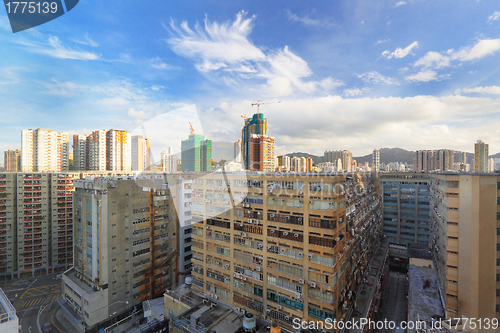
[242, 312, 256, 332]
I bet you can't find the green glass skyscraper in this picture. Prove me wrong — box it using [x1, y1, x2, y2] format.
[181, 134, 212, 172]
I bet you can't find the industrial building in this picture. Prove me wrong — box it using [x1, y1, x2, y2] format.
[381, 173, 430, 246]
[187, 172, 382, 331]
[60, 174, 178, 333]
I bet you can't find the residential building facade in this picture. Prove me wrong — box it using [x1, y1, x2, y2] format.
[131, 135, 151, 172]
[474, 140, 489, 173]
[21, 128, 70, 172]
[4, 149, 21, 172]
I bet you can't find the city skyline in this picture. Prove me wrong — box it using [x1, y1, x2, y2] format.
[1, 1, 500, 161]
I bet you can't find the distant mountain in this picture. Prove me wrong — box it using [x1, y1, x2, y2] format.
[286, 148, 415, 165]
[355, 148, 415, 165]
[489, 152, 500, 159]
[285, 152, 324, 164]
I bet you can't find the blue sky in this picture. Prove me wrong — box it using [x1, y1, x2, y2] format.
[1, 0, 500, 163]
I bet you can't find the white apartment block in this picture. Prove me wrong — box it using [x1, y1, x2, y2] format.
[131, 136, 150, 171]
[88, 130, 107, 171]
[107, 130, 131, 172]
[21, 128, 69, 172]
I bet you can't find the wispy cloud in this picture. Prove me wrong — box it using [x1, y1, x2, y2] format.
[458, 86, 500, 95]
[358, 71, 399, 85]
[71, 34, 98, 47]
[151, 57, 176, 70]
[17, 36, 100, 60]
[286, 10, 339, 28]
[343, 88, 368, 97]
[165, 11, 341, 96]
[404, 69, 451, 83]
[375, 39, 390, 45]
[382, 41, 419, 59]
[151, 85, 165, 91]
[395, 1, 407, 7]
[488, 11, 500, 22]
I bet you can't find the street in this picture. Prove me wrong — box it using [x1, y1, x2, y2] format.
[1, 273, 64, 333]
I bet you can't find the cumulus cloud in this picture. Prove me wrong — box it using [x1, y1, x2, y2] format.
[382, 41, 419, 59]
[413, 51, 450, 69]
[395, 1, 406, 7]
[405, 70, 439, 82]
[165, 11, 341, 96]
[449, 39, 500, 61]
[358, 71, 399, 85]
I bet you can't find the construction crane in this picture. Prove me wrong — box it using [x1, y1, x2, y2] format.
[189, 122, 194, 135]
[251, 100, 281, 113]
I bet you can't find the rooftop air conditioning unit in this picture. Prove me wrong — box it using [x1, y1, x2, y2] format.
[242, 233, 247, 238]
[278, 305, 282, 310]
[299, 279, 305, 284]
[283, 232, 288, 236]
[256, 266, 261, 271]
[311, 282, 317, 288]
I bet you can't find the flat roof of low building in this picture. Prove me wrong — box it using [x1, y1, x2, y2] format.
[408, 262, 444, 333]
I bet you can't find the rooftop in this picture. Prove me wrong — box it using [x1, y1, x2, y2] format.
[165, 284, 268, 333]
[407, 260, 444, 333]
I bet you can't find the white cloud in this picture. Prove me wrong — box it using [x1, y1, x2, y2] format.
[17, 36, 100, 60]
[71, 34, 98, 47]
[459, 86, 500, 95]
[151, 85, 165, 91]
[375, 39, 390, 45]
[382, 41, 419, 59]
[166, 11, 339, 96]
[450, 39, 500, 61]
[488, 11, 500, 22]
[151, 56, 176, 70]
[128, 108, 150, 120]
[286, 10, 339, 28]
[343, 88, 366, 97]
[358, 71, 399, 85]
[405, 70, 437, 82]
[395, 1, 407, 7]
[413, 51, 450, 69]
[166, 11, 266, 72]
